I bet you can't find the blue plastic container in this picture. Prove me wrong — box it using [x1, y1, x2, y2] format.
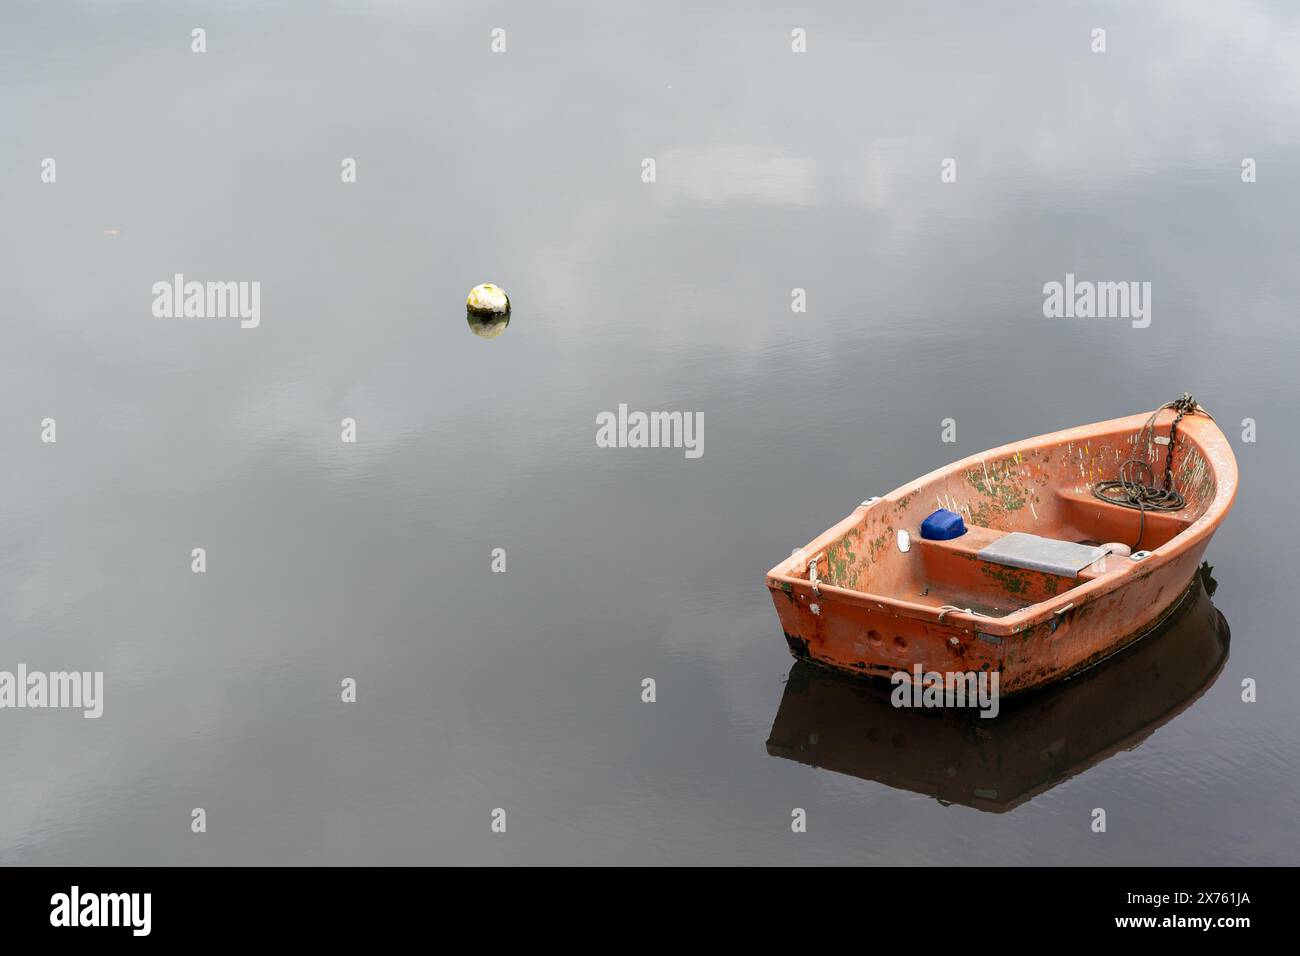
[920, 508, 966, 541]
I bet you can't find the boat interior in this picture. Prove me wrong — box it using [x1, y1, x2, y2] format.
[813, 424, 1218, 619]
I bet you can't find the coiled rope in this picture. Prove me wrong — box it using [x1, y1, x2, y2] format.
[1092, 393, 1211, 549]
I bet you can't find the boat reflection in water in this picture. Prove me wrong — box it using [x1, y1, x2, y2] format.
[766, 565, 1229, 813]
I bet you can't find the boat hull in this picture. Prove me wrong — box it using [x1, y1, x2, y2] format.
[769, 541, 1210, 694]
[766, 566, 1230, 811]
[765, 409, 1237, 695]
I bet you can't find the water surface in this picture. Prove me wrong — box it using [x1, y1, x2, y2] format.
[1, 0, 1298, 864]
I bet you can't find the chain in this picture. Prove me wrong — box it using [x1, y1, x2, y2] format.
[1162, 392, 1197, 490]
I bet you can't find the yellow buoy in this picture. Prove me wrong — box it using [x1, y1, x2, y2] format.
[466, 283, 510, 315]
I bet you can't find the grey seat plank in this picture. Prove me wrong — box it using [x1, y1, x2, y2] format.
[976, 532, 1102, 578]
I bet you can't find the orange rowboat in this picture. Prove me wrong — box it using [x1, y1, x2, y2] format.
[765, 399, 1237, 695]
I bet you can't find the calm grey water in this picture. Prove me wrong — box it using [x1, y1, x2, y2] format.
[2, 0, 1298, 865]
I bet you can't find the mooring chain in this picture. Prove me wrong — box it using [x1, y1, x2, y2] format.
[1162, 392, 1197, 491]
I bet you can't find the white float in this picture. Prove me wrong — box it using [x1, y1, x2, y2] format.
[466, 283, 510, 314]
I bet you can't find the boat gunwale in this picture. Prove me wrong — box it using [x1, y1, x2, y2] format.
[765, 409, 1239, 637]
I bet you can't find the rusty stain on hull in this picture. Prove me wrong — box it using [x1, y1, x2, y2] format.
[764, 408, 1238, 695]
